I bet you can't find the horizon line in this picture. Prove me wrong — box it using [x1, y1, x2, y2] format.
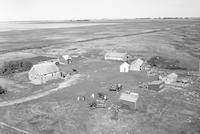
[0, 17, 200, 22]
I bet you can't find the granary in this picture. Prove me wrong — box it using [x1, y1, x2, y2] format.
[160, 73, 178, 84]
[120, 62, 130, 72]
[119, 92, 139, 110]
[28, 62, 61, 84]
[59, 55, 72, 64]
[130, 58, 144, 71]
[104, 52, 130, 61]
[148, 81, 165, 91]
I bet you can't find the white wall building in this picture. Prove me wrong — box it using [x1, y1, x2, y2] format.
[120, 62, 130, 72]
[28, 62, 61, 84]
[130, 58, 144, 71]
[105, 52, 130, 61]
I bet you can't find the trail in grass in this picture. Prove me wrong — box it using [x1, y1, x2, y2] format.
[0, 74, 81, 107]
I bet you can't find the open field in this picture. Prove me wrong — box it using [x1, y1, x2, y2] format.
[0, 19, 200, 134]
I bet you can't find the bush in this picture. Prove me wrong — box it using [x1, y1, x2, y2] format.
[0, 85, 7, 94]
[0, 60, 33, 76]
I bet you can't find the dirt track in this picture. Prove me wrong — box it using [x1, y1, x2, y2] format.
[0, 74, 81, 107]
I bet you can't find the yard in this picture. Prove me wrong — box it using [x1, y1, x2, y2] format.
[0, 19, 199, 134]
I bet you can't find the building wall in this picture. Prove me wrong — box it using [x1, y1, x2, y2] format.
[29, 69, 43, 84]
[120, 65, 129, 72]
[29, 67, 61, 84]
[105, 54, 129, 61]
[120, 100, 136, 110]
[105, 56, 124, 61]
[42, 72, 61, 83]
[148, 83, 164, 91]
[130, 63, 142, 71]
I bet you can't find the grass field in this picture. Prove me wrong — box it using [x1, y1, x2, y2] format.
[0, 19, 200, 134]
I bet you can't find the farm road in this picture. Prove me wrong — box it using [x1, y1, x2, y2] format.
[0, 74, 82, 107]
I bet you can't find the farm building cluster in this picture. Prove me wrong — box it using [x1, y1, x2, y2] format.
[25, 51, 197, 111]
[0, 49, 199, 134]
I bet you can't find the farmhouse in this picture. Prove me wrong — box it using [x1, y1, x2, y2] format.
[130, 58, 144, 71]
[119, 92, 139, 110]
[28, 62, 61, 84]
[120, 62, 130, 72]
[104, 52, 130, 61]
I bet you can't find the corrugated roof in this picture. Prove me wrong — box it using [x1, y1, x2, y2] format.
[105, 52, 128, 58]
[32, 62, 59, 75]
[120, 92, 139, 103]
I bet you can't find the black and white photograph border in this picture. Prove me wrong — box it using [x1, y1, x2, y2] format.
[0, 0, 200, 134]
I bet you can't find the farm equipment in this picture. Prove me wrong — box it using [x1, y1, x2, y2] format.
[72, 69, 78, 73]
[109, 83, 122, 92]
[97, 92, 108, 100]
[89, 101, 106, 109]
[110, 104, 120, 120]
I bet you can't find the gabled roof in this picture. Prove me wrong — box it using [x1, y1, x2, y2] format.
[131, 58, 144, 66]
[105, 52, 128, 58]
[120, 92, 139, 103]
[32, 62, 59, 75]
[62, 55, 72, 60]
[120, 62, 130, 67]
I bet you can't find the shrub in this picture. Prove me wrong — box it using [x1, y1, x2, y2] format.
[0, 85, 7, 94]
[0, 60, 33, 76]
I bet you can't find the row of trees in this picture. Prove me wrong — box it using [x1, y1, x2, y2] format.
[0, 60, 33, 76]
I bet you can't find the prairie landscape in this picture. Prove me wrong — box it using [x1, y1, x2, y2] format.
[0, 19, 200, 134]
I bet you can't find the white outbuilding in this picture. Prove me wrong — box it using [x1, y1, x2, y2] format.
[105, 52, 130, 61]
[120, 62, 130, 72]
[59, 55, 72, 64]
[159, 73, 178, 84]
[28, 62, 61, 84]
[130, 58, 144, 71]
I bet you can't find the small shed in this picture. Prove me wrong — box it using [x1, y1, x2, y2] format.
[28, 62, 60, 84]
[59, 55, 72, 64]
[160, 73, 178, 84]
[130, 58, 144, 71]
[120, 62, 130, 72]
[105, 52, 130, 61]
[119, 92, 139, 110]
[148, 81, 165, 91]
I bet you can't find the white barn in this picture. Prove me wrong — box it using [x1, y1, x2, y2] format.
[130, 58, 144, 71]
[28, 62, 61, 84]
[120, 62, 130, 72]
[105, 52, 130, 61]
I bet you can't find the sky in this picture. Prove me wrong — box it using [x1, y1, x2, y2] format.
[0, 0, 199, 21]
